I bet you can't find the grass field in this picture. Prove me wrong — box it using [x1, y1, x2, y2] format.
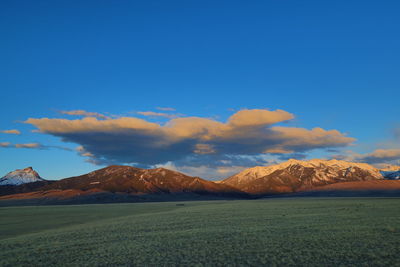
[0, 198, 399, 266]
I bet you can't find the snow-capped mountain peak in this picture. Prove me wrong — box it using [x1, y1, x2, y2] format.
[0, 167, 45, 185]
[230, 159, 382, 181]
[222, 159, 384, 192]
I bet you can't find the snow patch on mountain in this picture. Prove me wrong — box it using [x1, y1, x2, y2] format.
[0, 167, 45, 185]
[224, 158, 384, 187]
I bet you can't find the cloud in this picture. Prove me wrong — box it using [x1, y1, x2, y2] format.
[1, 129, 21, 135]
[354, 149, 400, 164]
[228, 109, 293, 127]
[0, 142, 10, 147]
[59, 110, 109, 119]
[156, 107, 176, 111]
[0, 142, 72, 151]
[194, 144, 216, 154]
[265, 127, 355, 153]
[14, 143, 43, 149]
[164, 164, 248, 180]
[25, 108, 355, 170]
[276, 153, 307, 161]
[395, 127, 400, 140]
[156, 154, 280, 179]
[332, 148, 400, 167]
[330, 127, 400, 167]
[137, 111, 178, 119]
[154, 161, 249, 180]
[171, 154, 272, 169]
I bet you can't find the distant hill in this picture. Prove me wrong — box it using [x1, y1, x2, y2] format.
[0, 181, 54, 197]
[41, 165, 244, 195]
[307, 179, 400, 191]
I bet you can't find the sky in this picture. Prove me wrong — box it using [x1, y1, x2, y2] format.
[1, 0, 399, 180]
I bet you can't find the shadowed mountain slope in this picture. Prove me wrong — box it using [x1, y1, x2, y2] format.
[0, 166, 247, 204]
[40, 165, 244, 196]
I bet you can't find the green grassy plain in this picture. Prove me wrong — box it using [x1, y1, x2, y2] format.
[0, 198, 399, 266]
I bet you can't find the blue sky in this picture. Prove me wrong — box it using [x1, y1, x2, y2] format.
[1, 0, 399, 180]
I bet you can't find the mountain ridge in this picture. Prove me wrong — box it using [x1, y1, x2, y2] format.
[1, 159, 400, 203]
[221, 159, 385, 194]
[39, 165, 247, 197]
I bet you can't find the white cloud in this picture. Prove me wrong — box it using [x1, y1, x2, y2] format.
[155, 161, 247, 180]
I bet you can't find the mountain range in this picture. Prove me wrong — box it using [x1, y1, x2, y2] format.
[1, 159, 400, 204]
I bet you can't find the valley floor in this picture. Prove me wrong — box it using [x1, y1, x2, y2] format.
[0, 198, 399, 266]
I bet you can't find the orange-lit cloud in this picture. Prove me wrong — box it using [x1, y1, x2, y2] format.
[26, 117, 160, 133]
[14, 143, 42, 149]
[0, 142, 10, 147]
[355, 149, 400, 164]
[332, 148, 400, 167]
[194, 144, 216, 154]
[1, 129, 21, 135]
[227, 109, 293, 127]
[0, 142, 73, 151]
[25, 108, 355, 168]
